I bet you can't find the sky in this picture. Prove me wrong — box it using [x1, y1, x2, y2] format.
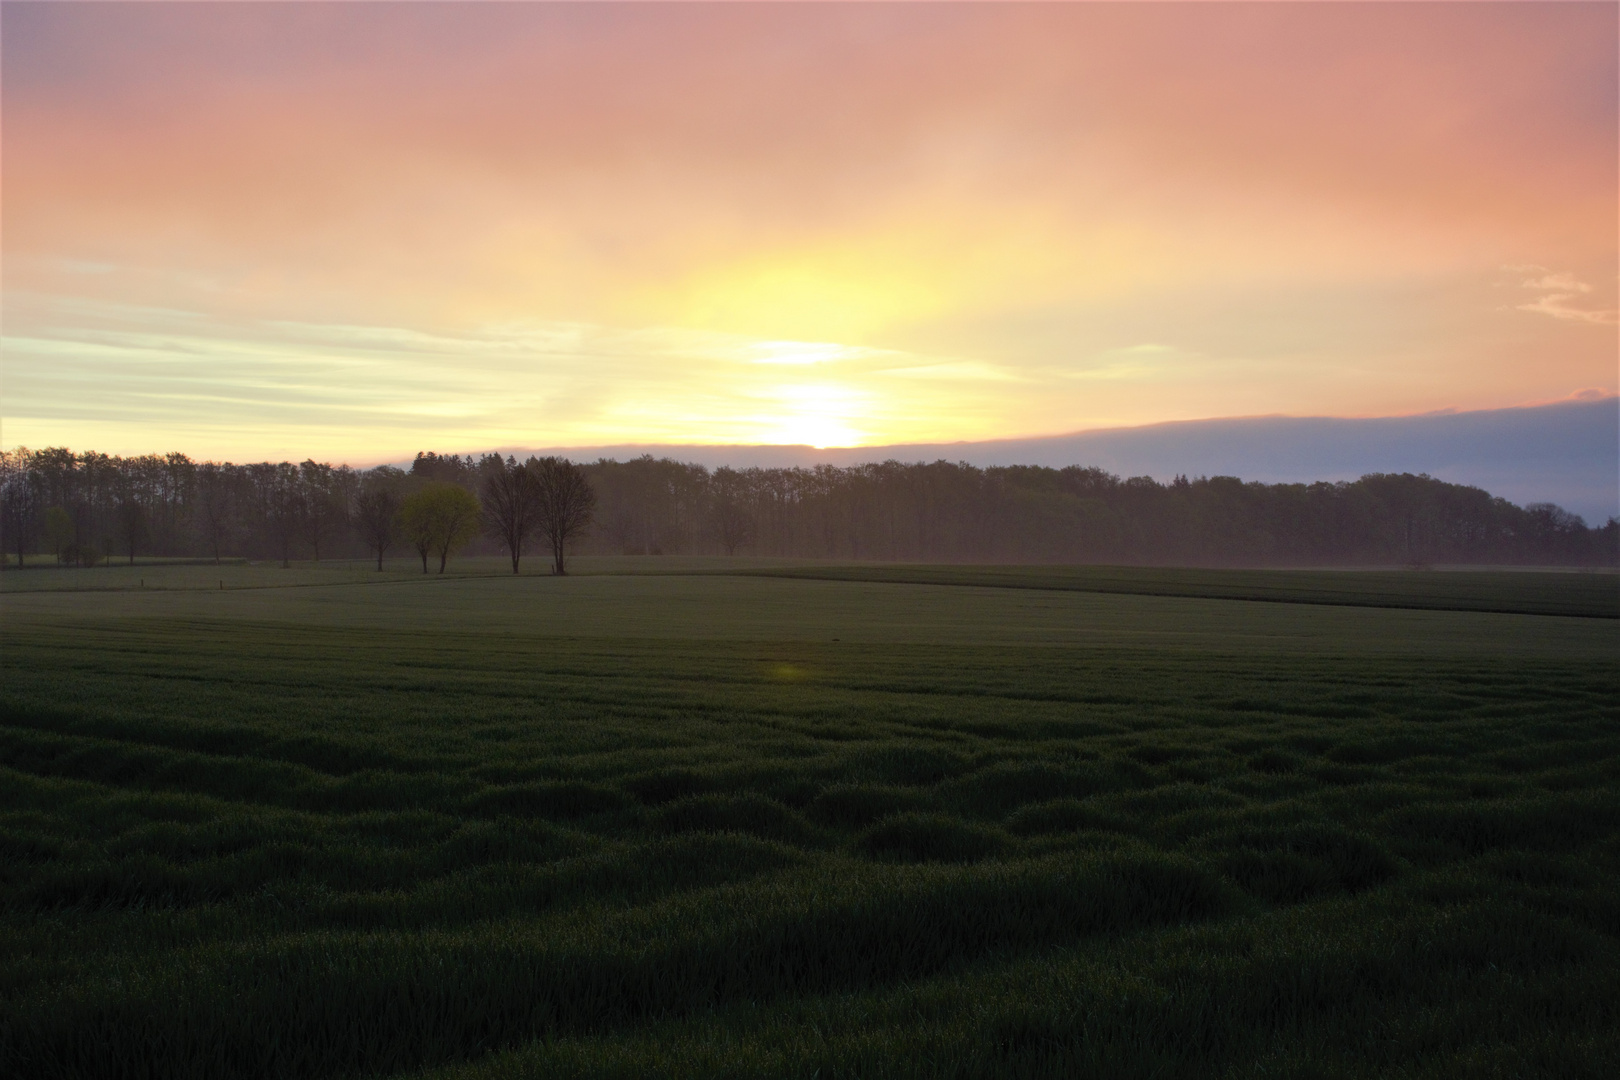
[2, 1, 1616, 464]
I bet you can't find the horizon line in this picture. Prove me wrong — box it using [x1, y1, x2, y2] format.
[3, 391, 1614, 468]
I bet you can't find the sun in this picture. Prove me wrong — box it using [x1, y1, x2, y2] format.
[761, 383, 865, 448]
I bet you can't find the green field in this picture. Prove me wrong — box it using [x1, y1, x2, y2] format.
[2, 560, 1617, 1078]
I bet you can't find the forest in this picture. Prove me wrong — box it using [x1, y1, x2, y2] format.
[1, 446, 1615, 569]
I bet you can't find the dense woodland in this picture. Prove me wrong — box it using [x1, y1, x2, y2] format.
[1, 446, 1615, 569]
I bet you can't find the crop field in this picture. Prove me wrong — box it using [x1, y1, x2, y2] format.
[2, 561, 1617, 1078]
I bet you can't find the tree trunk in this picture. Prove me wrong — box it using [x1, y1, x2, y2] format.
[376, 548, 384, 572]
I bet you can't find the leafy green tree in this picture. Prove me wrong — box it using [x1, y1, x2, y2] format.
[400, 483, 481, 574]
[401, 497, 434, 573]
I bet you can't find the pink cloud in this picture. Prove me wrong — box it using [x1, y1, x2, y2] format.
[3, 3, 1615, 452]
[1512, 269, 1615, 324]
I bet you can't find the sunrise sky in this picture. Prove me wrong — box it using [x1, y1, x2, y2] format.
[2, 2, 1615, 463]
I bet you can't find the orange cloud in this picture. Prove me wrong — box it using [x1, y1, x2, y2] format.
[3, 2, 1615, 458]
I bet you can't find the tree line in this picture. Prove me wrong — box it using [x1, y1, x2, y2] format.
[0, 448, 596, 575]
[2, 446, 1615, 570]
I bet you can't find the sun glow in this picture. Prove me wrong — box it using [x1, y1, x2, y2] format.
[4, 3, 1614, 460]
[749, 341, 862, 366]
[760, 383, 867, 448]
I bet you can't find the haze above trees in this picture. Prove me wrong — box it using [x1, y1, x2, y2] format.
[1, 447, 1614, 570]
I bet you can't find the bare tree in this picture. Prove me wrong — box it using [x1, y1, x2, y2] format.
[117, 500, 148, 566]
[331, 465, 361, 524]
[481, 456, 541, 573]
[299, 461, 345, 562]
[533, 457, 596, 575]
[195, 464, 235, 564]
[265, 464, 303, 568]
[354, 478, 402, 571]
[1, 449, 42, 569]
[709, 466, 755, 556]
[43, 506, 74, 566]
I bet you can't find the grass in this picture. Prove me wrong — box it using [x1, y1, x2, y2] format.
[736, 561, 1620, 619]
[1, 562, 1616, 1078]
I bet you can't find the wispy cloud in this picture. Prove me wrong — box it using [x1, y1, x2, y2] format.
[1520, 271, 1590, 294]
[4, 5, 1616, 455]
[0, 296, 1039, 458]
[876, 361, 1025, 383]
[1509, 265, 1616, 324]
[1517, 293, 1617, 325]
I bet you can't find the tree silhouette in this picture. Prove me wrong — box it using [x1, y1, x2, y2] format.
[43, 506, 74, 567]
[533, 457, 596, 575]
[1, 446, 1614, 569]
[299, 461, 345, 562]
[709, 466, 755, 555]
[264, 464, 303, 568]
[481, 456, 541, 574]
[354, 482, 402, 571]
[116, 500, 147, 566]
[195, 465, 232, 565]
[0, 451, 42, 568]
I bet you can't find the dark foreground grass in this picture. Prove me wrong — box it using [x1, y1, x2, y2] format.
[1, 573, 1617, 1078]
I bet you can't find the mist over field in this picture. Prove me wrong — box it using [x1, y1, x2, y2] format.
[4, 443, 1617, 573]
[3, 2, 1618, 1077]
[490, 396, 1620, 527]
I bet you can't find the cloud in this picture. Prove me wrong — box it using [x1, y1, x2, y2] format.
[5, 5, 1616, 456]
[746, 341, 889, 367]
[1520, 271, 1590, 293]
[876, 361, 1025, 383]
[1517, 294, 1617, 324]
[1511, 268, 1616, 324]
[0, 295, 1045, 458]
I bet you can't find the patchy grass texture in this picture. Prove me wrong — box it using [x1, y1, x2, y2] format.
[1, 561, 1617, 1078]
